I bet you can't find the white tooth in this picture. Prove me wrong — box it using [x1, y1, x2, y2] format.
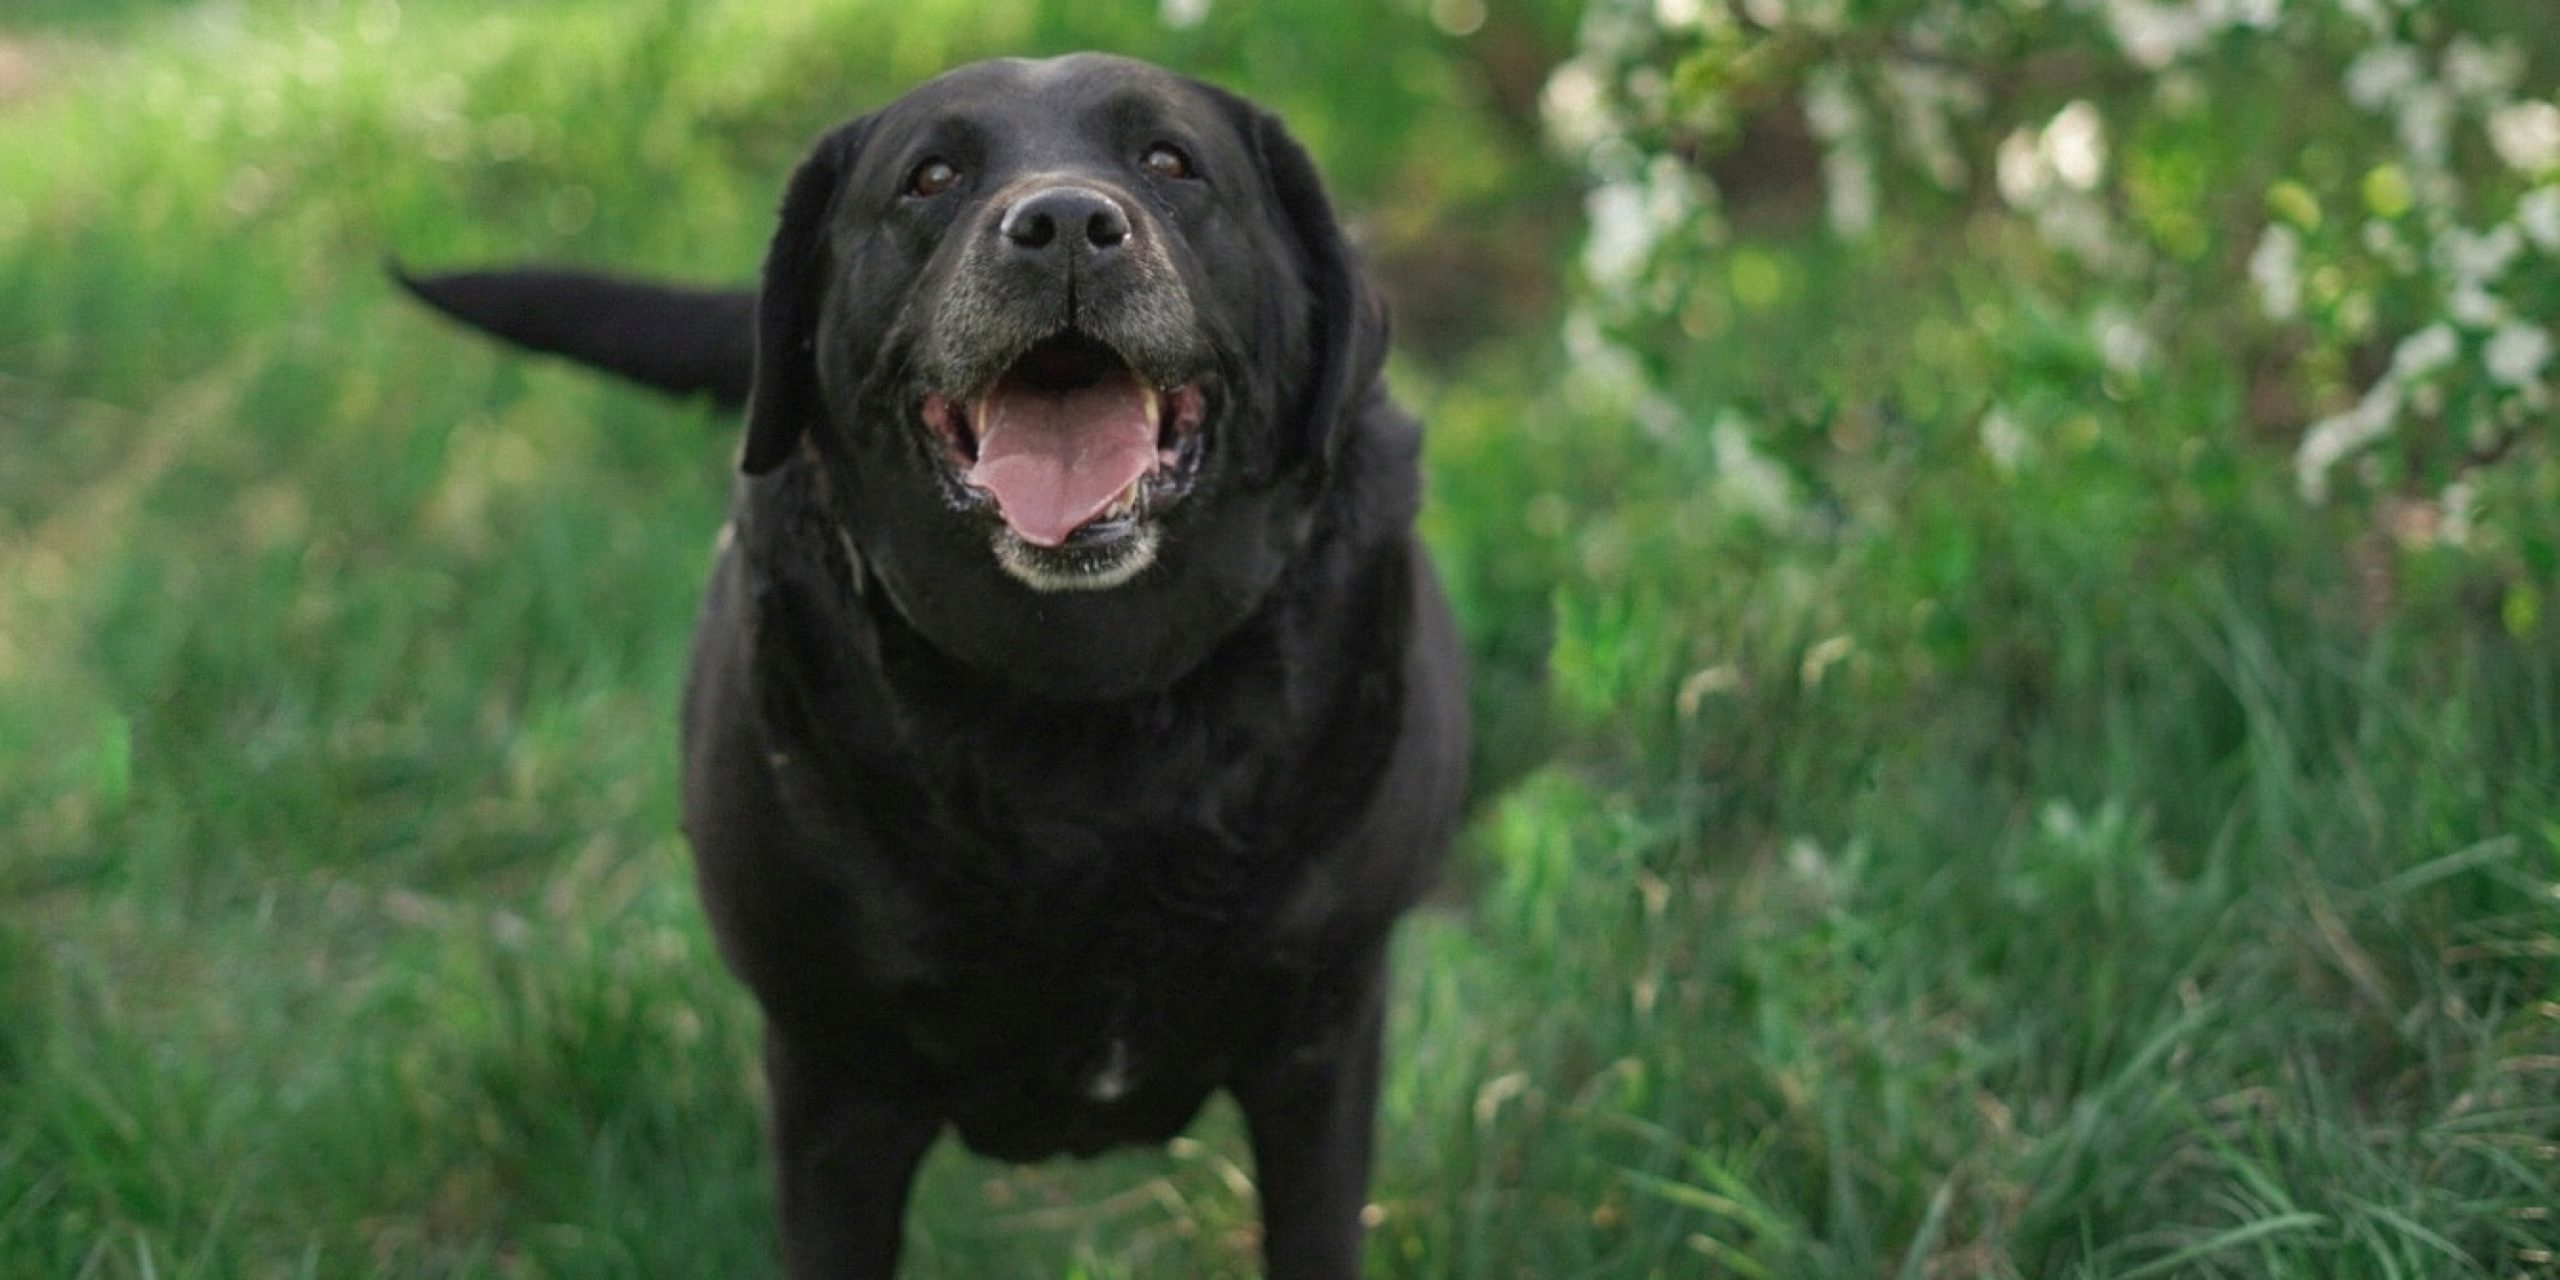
[1141, 384, 1161, 424]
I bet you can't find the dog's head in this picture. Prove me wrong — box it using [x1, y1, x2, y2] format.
[745, 55, 1386, 696]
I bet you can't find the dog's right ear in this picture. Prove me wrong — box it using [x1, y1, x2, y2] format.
[741, 119, 871, 475]
[1205, 87, 1388, 482]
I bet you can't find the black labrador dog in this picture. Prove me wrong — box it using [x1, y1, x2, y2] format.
[401, 53, 1468, 1279]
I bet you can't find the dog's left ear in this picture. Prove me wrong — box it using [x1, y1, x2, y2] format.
[741, 119, 872, 475]
[1220, 92, 1389, 475]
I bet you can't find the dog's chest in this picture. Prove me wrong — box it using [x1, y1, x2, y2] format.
[812, 755, 1297, 984]
[907, 944, 1282, 1162]
[766, 616, 1322, 950]
[767, 722, 1325, 1137]
[820, 809, 1304, 1161]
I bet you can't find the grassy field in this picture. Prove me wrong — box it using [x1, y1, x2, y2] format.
[4, 2, 2557, 1277]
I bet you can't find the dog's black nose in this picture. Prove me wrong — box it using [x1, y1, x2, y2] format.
[1000, 187, 1130, 256]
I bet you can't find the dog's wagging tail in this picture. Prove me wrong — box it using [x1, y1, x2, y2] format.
[392, 264, 757, 408]
[397, 52, 1468, 1280]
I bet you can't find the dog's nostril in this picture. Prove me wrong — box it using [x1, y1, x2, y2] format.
[1085, 206, 1128, 249]
[1001, 187, 1128, 256]
[1002, 206, 1057, 250]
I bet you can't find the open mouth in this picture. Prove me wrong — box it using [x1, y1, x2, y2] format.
[919, 333, 1208, 551]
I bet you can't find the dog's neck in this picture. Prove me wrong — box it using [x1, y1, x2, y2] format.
[731, 405, 1414, 715]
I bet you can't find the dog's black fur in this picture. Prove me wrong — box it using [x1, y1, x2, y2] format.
[402, 54, 1466, 1280]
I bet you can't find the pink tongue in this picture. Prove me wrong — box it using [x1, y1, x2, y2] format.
[966, 378, 1158, 548]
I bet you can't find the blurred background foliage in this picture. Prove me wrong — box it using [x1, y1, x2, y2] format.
[2, 0, 2557, 1277]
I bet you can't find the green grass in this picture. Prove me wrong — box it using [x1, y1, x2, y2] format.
[4, 2, 2556, 1277]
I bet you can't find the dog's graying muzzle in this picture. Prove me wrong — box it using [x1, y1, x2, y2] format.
[999, 185, 1132, 263]
[920, 176, 1201, 407]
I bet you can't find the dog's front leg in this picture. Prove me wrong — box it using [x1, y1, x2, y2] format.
[1232, 958, 1389, 1280]
[764, 1026, 942, 1280]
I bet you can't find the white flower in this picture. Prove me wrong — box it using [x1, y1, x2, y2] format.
[2396, 85, 2455, 173]
[1582, 183, 1652, 285]
[2033, 194, 2131, 268]
[2361, 219, 2397, 253]
[2093, 305, 2155, 374]
[2440, 480, 2476, 547]
[1561, 308, 1662, 420]
[2250, 224, 2302, 320]
[2200, 0, 2279, 31]
[1804, 67, 1862, 143]
[1541, 59, 1613, 156]
[2448, 283, 2506, 329]
[1882, 60, 1979, 190]
[1980, 405, 2028, 473]
[1823, 146, 1878, 237]
[1997, 128, 2047, 207]
[2043, 101, 2108, 191]
[1806, 68, 1877, 239]
[1647, 153, 1702, 220]
[2388, 323, 2461, 383]
[2520, 187, 2560, 251]
[1745, 0, 1845, 33]
[1585, 153, 1704, 284]
[2345, 44, 2422, 109]
[2297, 380, 2402, 502]
[1711, 415, 1802, 521]
[2338, 0, 2391, 33]
[2105, 0, 2210, 71]
[2488, 101, 2560, 175]
[2484, 323, 2553, 389]
[2442, 36, 2523, 102]
[1653, 0, 1707, 30]
[2436, 223, 2523, 286]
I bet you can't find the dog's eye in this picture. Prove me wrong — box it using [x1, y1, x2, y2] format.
[908, 159, 961, 197]
[1141, 144, 1193, 180]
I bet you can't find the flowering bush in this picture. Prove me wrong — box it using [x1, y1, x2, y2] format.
[1543, 0, 2557, 589]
